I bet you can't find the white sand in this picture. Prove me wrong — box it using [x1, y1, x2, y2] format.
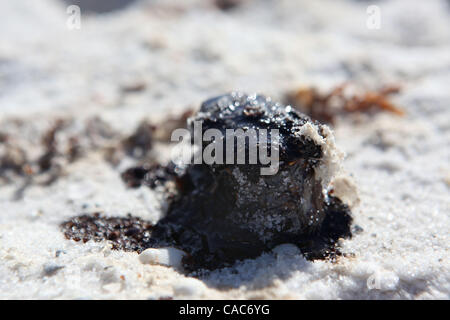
[0, 0, 449, 299]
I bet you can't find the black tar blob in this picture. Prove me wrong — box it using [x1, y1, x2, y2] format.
[62, 93, 353, 271]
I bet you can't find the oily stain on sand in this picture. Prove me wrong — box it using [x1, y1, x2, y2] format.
[61, 93, 354, 271]
[61, 196, 352, 271]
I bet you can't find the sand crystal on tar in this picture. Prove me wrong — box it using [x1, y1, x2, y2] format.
[62, 93, 354, 271]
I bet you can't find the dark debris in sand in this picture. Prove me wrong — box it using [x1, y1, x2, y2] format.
[285, 83, 404, 125]
[63, 93, 355, 272]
